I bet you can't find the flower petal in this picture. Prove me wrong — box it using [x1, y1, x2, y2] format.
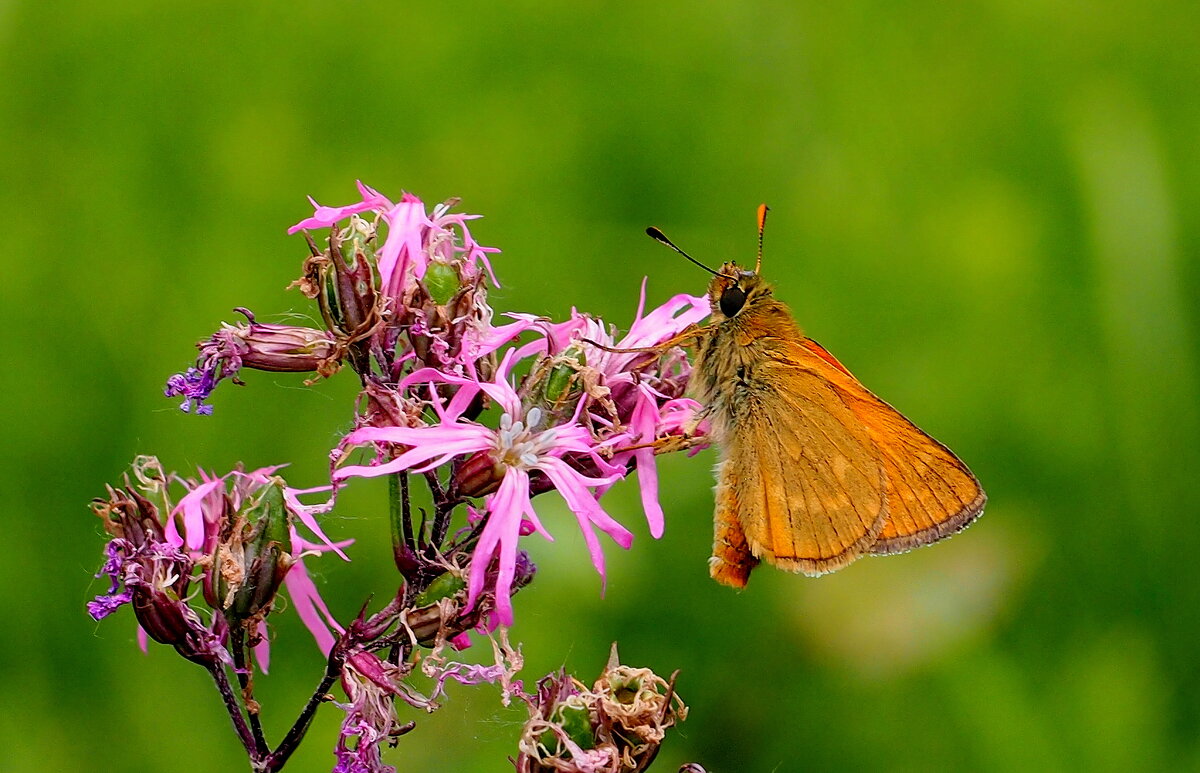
[283, 551, 344, 656]
[465, 470, 531, 626]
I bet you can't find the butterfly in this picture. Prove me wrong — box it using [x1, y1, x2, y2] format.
[648, 205, 986, 588]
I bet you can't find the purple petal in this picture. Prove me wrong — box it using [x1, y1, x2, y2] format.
[539, 458, 633, 548]
[630, 386, 665, 538]
[345, 422, 492, 448]
[394, 366, 478, 395]
[537, 458, 635, 593]
[620, 292, 709, 350]
[286, 189, 388, 234]
[460, 317, 535, 362]
[253, 619, 271, 674]
[378, 194, 427, 296]
[87, 590, 132, 621]
[473, 349, 522, 414]
[334, 433, 492, 481]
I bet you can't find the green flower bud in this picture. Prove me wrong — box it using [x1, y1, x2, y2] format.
[424, 260, 460, 307]
[414, 572, 466, 607]
[208, 479, 294, 622]
[542, 349, 587, 407]
[342, 215, 376, 270]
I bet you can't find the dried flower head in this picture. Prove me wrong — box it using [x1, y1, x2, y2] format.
[516, 645, 687, 773]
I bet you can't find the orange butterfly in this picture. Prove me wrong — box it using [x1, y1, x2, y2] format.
[648, 205, 986, 588]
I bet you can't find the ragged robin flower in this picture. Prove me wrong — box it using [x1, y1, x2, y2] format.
[120, 182, 714, 772]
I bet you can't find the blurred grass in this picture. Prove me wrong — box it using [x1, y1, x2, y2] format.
[2, 0, 1199, 770]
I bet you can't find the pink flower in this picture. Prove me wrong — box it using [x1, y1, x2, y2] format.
[335, 352, 633, 626]
[575, 283, 708, 537]
[514, 282, 709, 538]
[164, 465, 350, 658]
[287, 182, 500, 303]
[333, 652, 423, 773]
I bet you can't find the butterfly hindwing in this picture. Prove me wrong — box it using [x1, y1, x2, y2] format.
[796, 338, 986, 554]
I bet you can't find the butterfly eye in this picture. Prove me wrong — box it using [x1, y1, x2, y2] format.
[720, 285, 747, 317]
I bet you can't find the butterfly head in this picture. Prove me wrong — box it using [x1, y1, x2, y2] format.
[646, 203, 774, 321]
[707, 263, 770, 320]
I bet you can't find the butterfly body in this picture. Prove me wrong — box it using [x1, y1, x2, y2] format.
[688, 259, 986, 588]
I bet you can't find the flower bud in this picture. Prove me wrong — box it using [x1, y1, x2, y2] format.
[329, 216, 377, 335]
[407, 571, 468, 645]
[131, 582, 192, 646]
[414, 572, 467, 607]
[340, 215, 377, 272]
[166, 311, 341, 414]
[423, 259, 460, 307]
[453, 449, 504, 499]
[233, 318, 339, 374]
[541, 348, 587, 409]
[207, 479, 294, 622]
[120, 542, 223, 666]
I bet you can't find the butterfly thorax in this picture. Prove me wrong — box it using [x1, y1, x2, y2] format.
[691, 262, 805, 441]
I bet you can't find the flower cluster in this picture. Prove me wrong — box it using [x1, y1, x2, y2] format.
[92, 183, 708, 772]
[169, 181, 709, 629]
[88, 456, 346, 669]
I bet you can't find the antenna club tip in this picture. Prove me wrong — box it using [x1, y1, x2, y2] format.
[645, 226, 667, 242]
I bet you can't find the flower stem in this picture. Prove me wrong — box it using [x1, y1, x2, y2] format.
[390, 471, 419, 572]
[230, 625, 269, 753]
[263, 641, 347, 771]
[427, 469, 456, 548]
[207, 662, 262, 766]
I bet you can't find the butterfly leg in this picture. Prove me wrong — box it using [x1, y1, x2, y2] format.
[649, 404, 713, 453]
[581, 323, 710, 355]
[608, 402, 713, 455]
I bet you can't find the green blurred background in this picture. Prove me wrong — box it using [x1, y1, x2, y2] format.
[3, 1, 1198, 770]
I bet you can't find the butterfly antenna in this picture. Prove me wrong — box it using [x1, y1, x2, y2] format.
[645, 226, 727, 278]
[755, 203, 769, 275]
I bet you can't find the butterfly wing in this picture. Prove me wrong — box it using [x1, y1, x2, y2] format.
[712, 347, 890, 583]
[797, 338, 986, 555]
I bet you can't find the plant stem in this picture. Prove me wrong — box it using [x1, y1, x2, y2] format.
[207, 661, 261, 765]
[230, 625, 269, 753]
[427, 470, 456, 547]
[263, 643, 347, 771]
[400, 471, 415, 551]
